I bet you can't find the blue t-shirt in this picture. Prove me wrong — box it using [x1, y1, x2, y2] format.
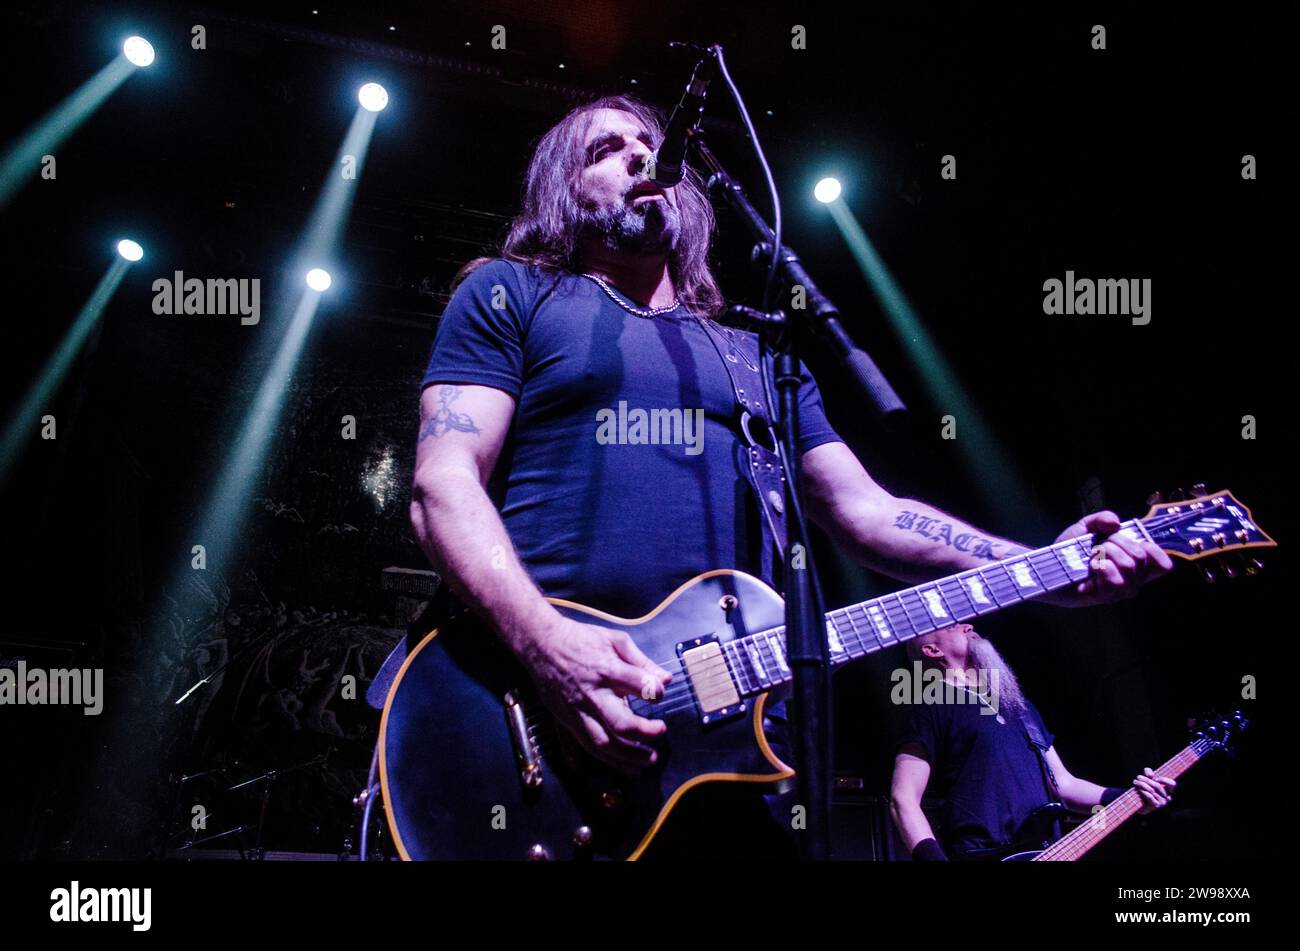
[421, 259, 843, 617]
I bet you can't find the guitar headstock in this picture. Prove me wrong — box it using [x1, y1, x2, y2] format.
[1140, 486, 1276, 582]
[1188, 709, 1249, 757]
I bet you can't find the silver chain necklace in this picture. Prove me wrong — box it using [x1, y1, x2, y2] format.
[581, 272, 681, 318]
[953, 680, 1008, 724]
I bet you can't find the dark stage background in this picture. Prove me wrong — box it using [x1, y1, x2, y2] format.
[0, 1, 1282, 860]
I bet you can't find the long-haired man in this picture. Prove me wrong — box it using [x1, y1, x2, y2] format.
[409, 96, 1171, 858]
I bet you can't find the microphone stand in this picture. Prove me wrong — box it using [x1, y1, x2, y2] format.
[692, 134, 907, 426]
[682, 75, 907, 860]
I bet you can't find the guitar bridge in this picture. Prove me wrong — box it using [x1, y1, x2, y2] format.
[504, 691, 543, 789]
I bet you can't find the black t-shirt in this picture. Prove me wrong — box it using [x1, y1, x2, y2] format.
[421, 259, 843, 616]
[896, 690, 1056, 857]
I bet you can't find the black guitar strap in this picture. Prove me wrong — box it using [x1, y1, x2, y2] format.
[1022, 716, 1061, 798]
[694, 316, 790, 583]
[1022, 715, 1065, 844]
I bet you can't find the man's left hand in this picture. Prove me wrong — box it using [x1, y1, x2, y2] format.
[1133, 767, 1176, 814]
[1043, 510, 1173, 607]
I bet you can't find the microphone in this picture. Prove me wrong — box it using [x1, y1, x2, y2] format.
[649, 50, 716, 188]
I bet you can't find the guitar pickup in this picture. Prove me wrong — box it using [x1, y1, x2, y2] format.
[677, 636, 744, 724]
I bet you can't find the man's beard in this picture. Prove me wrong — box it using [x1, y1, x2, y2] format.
[966, 637, 1028, 718]
[577, 189, 681, 256]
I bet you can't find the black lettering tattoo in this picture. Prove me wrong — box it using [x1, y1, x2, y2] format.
[419, 385, 482, 440]
[892, 510, 1002, 561]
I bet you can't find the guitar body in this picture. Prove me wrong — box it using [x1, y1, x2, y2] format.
[947, 803, 1066, 862]
[379, 569, 794, 861]
[997, 804, 1066, 862]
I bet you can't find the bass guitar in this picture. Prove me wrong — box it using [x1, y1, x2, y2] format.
[1000, 710, 1249, 861]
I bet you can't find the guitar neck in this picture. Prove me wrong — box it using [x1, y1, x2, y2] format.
[722, 520, 1151, 695]
[1033, 740, 1210, 862]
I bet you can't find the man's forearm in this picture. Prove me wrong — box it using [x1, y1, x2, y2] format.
[851, 497, 1030, 582]
[1059, 777, 1110, 814]
[890, 799, 938, 853]
[409, 465, 562, 660]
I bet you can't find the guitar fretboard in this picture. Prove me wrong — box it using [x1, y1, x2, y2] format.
[721, 520, 1152, 696]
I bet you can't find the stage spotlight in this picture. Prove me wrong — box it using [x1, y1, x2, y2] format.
[306, 268, 332, 291]
[123, 36, 155, 68]
[116, 239, 144, 262]
[814, 177, 842, 204]
[358, 83, 389, 113]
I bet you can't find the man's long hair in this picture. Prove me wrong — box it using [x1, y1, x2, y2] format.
[453, 95, 725, 319]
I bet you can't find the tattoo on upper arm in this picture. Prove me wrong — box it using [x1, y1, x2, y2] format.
[892, 509, 1001, 560]
[419, 385, 482, 441]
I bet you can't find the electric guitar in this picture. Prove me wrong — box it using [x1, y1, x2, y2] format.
[998, 710, 1249, 861]
[379, 489, 1273, 860]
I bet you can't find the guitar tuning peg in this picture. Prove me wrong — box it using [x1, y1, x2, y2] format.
[1198, 563, 1218, 584]
[1191, 482, 1207, 496]
[1145, 491, 1164, 506]
[1246, 556, 1265, 575]
[1171, 487, 1188, 501]
[1221, 559, 1238, 580]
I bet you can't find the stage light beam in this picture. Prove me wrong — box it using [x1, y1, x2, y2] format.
[0, 55, 138, 210]
[0, 253, 135, 487]
[823, 198, 1039, 526]
[153, 87, 387, 660]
